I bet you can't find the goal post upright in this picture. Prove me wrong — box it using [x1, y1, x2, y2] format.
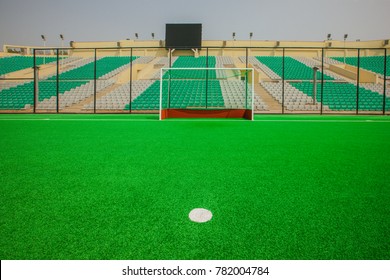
[252, 68, 255, 121]
[159, 67, 254, 120]
[159, 67, 163, 120]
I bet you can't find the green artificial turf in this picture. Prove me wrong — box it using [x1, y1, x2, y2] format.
[0, 114, 389, 260]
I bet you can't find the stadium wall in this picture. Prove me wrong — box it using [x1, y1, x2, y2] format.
[3, 39, 389, 57]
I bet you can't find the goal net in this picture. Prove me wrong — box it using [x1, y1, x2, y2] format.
[159, 68, 254, 120]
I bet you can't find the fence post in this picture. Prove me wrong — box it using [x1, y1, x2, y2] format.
[356, 49, 360, 115]
[56, 49, 59, 113]
[246, 47, 248, 68]
[206, 47, 209, 109]
[94, 49, 97, 114]
[383, 49, 387, 115]
[129, 48, 133, 113]
[282, 48, 285, 114]
[33, 49, 37, 113]
[313, 67, 319, 105]
[33, 65, 39, 113]
[320, 48, 324, 115]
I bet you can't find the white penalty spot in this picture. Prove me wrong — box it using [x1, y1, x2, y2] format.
[189, 208, 212, 223]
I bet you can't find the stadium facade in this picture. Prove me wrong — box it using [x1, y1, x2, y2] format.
[0, 39, 389, 114]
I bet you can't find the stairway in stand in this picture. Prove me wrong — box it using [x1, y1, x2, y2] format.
[254, 82, 281, 111]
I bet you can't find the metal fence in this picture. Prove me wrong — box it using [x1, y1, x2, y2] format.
[0, 46, 388, 114]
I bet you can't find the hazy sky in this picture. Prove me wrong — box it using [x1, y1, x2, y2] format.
[0, 0, 389, 48]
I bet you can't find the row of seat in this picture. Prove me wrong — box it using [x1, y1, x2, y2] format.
[332, 56, 390, 77]
[38, 80, 113, 109]
[291, 81, 390, 111]
[0, 80, 89, 109]
[0, 56, 59, 76]
[293, 57, 343, 80]
[0, 56, 145, 110]
[1, 55, 388, 112]
[256, 56, 334, 80]
[49, 56, 138, 81]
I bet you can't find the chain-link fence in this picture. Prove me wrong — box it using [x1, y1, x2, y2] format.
[0, 46, 388, 114]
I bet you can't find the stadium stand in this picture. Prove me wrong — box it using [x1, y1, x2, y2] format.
[261, 81, 326, 111]
[314, 57, 343, 65]
[84, 80, 154, 110]
[215, 56, 234, 67]
[0, 80, 86, 109]
[220, 79, 267, 110]
[82, 57, 155, 110]
[0, 56, 138, 110]
[127, 79, 224, 110]
[249, 55, 389, 112]
[291, 82, 390, 111]
[0, 56, 59, 76]
[36, 80, 113, 110]
[124, 56, 224, 111]
[124, 56, 266, 111]
[1, 37, 389, 114]
[256, 56, 334, 80]
[332, 56, 390, 78]
[50, 56, 135, 81]
[293, 57, 344, 80]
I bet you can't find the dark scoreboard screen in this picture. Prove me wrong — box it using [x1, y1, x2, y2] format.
[165, 24, 202, 50]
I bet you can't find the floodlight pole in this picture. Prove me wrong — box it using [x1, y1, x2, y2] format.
[56, 49, 60, 113]
[129, 48, 133, 113]
[344, 40, 346, 64]
[313, 67, 319, 105]
[356, 49, 361, 115]
[43, 40, 46, 64]
[41, 35, 46, 64]
[33, 65, 40, 113]
[60, 34, 64, 69]
[343, 34, 348, 64]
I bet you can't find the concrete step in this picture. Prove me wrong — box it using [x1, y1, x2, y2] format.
[254, 82, 281, 111]
[63, 83, 121, 111]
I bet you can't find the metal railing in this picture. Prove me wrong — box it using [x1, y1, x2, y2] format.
[0, 46, 388, 115]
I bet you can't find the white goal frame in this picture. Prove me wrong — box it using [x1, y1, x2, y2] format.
[159, 67, 254, 120]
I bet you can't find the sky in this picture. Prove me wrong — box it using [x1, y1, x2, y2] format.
[0, 0, 389, 48]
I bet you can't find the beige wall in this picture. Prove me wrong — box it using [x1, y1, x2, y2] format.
[329, 64, 378, 83]
[3, 39, 390, 57]
[67, 38, 390, 50]
[0, 51, 12, 57]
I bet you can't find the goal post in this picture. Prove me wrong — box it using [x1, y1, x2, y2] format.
[159, 68, 254, 120]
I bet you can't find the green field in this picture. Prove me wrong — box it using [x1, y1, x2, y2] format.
[0, 114, 389, 260]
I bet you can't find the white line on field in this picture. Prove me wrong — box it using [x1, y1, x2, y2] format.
[253, 119, 390, 123]
[0, 118, 389, 123]
[0, 118, 158, 122]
